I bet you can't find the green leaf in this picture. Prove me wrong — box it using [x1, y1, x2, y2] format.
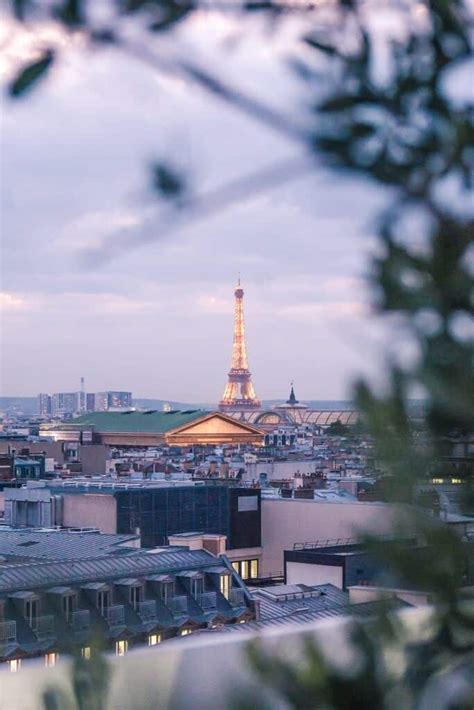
[8, 49, 55, 98]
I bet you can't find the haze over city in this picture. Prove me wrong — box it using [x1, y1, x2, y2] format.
[0, 14, 393, 402]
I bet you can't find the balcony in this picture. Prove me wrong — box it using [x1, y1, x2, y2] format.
[199, 592, 217, 611]
[171, 596, 188, 617]
[138, 600, 157, 622]
[0, 620, 17, 645]
[102, 605, 125, 628]
[35, 615, 55, 640]
[229, 589, 246, 607]
[71, 610, 90, 632]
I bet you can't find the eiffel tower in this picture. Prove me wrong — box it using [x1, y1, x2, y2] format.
[219, 279, 261, 412]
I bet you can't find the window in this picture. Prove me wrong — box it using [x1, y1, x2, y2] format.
[115, 640, 128, 656]
[220, 574, 230, 599]
[97, 590, 111, 615]
[190, 577, 203, 600]
[45, 653, 58, 668]
[25, 599, 39, 630]
[180, 628, 192, 636]
[160, 582, 174, 606]
[148, 634, 161, 646]
[238, 496, 258, 512]
[62, 594, 76, 622]
[240, 560, 249, 580]
[250, 559, 259, 579]
[130, 585, 142, 610]
[8, 659, 21, 672]
[231, 562, 239, 574]
[81, 647, 91, 660]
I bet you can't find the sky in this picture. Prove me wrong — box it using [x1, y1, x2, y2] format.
[0, 10, 400, 403]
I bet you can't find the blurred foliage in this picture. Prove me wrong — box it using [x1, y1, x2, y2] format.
[42, 642, 110, 710]
[5, 0, 474, 708]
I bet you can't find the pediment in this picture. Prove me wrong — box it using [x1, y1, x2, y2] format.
[169, 413, 261, 436]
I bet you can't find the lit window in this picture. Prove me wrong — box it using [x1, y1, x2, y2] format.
[180, 628, 192, 636]
[250, 560, 259, 579]
[231, 562, 240, 574]
[220, 574, 230, 599]
[240, 560, 249, 580]
[148, 634, 161, 646]
[8, 659, 21, 672]
[451, 478, 462, 484]
[115, 640, 128, 656]
[81, 647, 91, 660]
[432, 478, 444, 484]
[45, 653, 58, 668]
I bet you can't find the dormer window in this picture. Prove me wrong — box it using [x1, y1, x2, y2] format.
[62, 593, 77, 623]
[190, 577, 203, 601]
[97, 590, 111, 615]
[130, 585, 142, 610]
[219, 574, 231, 600]
[25, 598, 39, 631]
[160, 582, 174, 606]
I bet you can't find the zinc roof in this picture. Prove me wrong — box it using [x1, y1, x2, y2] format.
[0, 548, 221, 593]
[0, 529, 139, 562]
[69, 410, 209, 434]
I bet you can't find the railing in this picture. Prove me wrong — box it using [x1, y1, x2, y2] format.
[0, 620, 16, 644]
[103, 605, 125, 627]
[199, 592, 217, 611]
[72, 610, 90, 631]
[293, 534, 415, 550]
[171, 596, 188, 617]
[229, 589, 246, 607]
[36, 616, 55, 639]
[138, 600, 157, 622]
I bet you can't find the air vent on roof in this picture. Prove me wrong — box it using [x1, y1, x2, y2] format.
[142, 410, 157, 415]
[121, 411, 134, 415]
[181, 410, 199, 414]
[164, 411, 179, 415]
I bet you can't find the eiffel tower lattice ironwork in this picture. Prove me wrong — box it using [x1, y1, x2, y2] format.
[219, 279, 261, 412]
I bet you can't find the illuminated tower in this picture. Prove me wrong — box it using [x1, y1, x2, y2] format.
[219, 279, 261, 412]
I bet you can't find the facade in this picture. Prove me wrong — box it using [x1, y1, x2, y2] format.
[219, 280, 260, 412]
[283, 540, 474, 591]
[39, 410, 264, 448]
[94, 392, 132, 411]
[38, 394, 52, 417]
[259, 496, 398, 578]
[4, 481, 262, 552]
[0, 544, 254, 668]
[51, 393, 79, 418]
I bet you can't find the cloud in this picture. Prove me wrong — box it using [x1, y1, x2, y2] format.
[1, 11, 392, 399]
[0, 292, 25, 311]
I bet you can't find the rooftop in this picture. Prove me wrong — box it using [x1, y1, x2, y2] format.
[54, 409, 210, 434]
[0, 528, 140, 563]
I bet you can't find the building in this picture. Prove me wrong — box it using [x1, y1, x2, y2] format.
[94, 392, 132, 412]
[39, 410, 264, 448]
[0, 536, 254, 668]
[38, 394, 52, 417]
[259, 495, 398, 578]
[283, 539, 474, 592]
[86, 393, 96, 412]
[3, 481, 263, 578]
[51, 393, 79, 418]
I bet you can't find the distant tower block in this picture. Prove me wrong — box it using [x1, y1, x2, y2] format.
[219, 279, 261, 412]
